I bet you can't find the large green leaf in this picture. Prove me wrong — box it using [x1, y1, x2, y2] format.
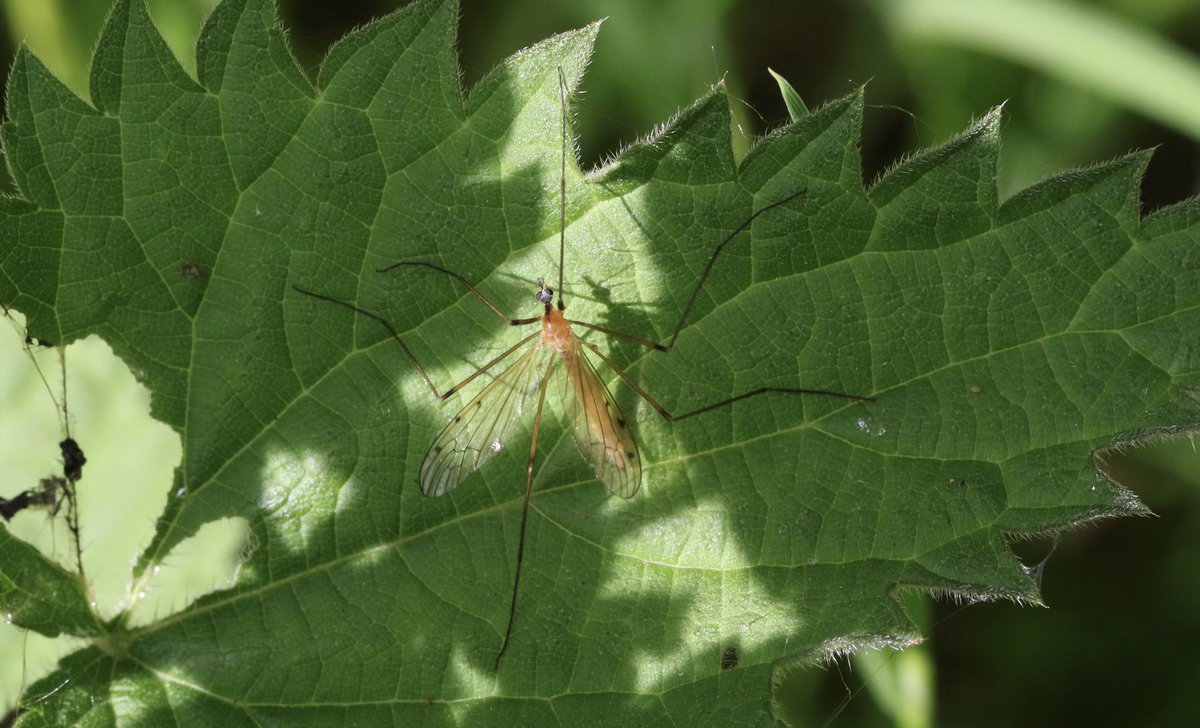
[1, 0, 1197, 723]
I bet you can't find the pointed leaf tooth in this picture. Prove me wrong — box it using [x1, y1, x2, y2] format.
[196, 0, 314, 189]
[916, 531, 1041, 604]
[3, 47, 119, 216]
[90, 0, 200, 117]
[596, 87, 737, 191]
[3, 49, 63, 210]
[998, 150, 1150, 230]
[465, 22, 600, 153]
[868, 105, 1001, 250]
[740, 90, 865, 196]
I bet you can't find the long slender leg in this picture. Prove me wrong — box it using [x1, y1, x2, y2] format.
[377, 261, 540, 326]
[293, 284, 442, 399]
[293, 284, 540, 401]
[382, 192, 805, 353]
[568, 319, 667, 352]
[664, 190, 807, 350]
[561, 191, 810, 355]
[581, 340, 872, 422]
[494, 358, 556, 670]
[439, 331, 539, 400]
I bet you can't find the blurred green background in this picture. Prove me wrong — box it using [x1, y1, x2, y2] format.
[2, 0, 1198, 725]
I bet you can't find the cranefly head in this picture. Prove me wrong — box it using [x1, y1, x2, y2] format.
[535, 277, 554, 306]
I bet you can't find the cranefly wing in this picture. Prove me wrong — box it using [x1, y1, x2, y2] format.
[557, 336, 642, 498]
[419, 341, 553, 497]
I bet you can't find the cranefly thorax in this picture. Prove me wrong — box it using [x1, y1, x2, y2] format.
[541, 307, 574, 354]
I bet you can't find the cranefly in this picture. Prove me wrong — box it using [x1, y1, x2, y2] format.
[293, 69, 873, 669]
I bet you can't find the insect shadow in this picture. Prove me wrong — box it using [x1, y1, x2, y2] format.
[292, 70, 873, 670]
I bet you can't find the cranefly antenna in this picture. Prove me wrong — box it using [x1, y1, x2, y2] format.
[556, 68, 568, 311]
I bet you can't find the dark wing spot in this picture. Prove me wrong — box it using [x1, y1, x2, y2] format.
[625, 451, 635, 460]
[433, 445, 443, 454]
[617, 417, 627, 428]
[453, 415, 462, 423]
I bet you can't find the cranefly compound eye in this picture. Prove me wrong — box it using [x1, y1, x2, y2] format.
[535, 276, 554, 304]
